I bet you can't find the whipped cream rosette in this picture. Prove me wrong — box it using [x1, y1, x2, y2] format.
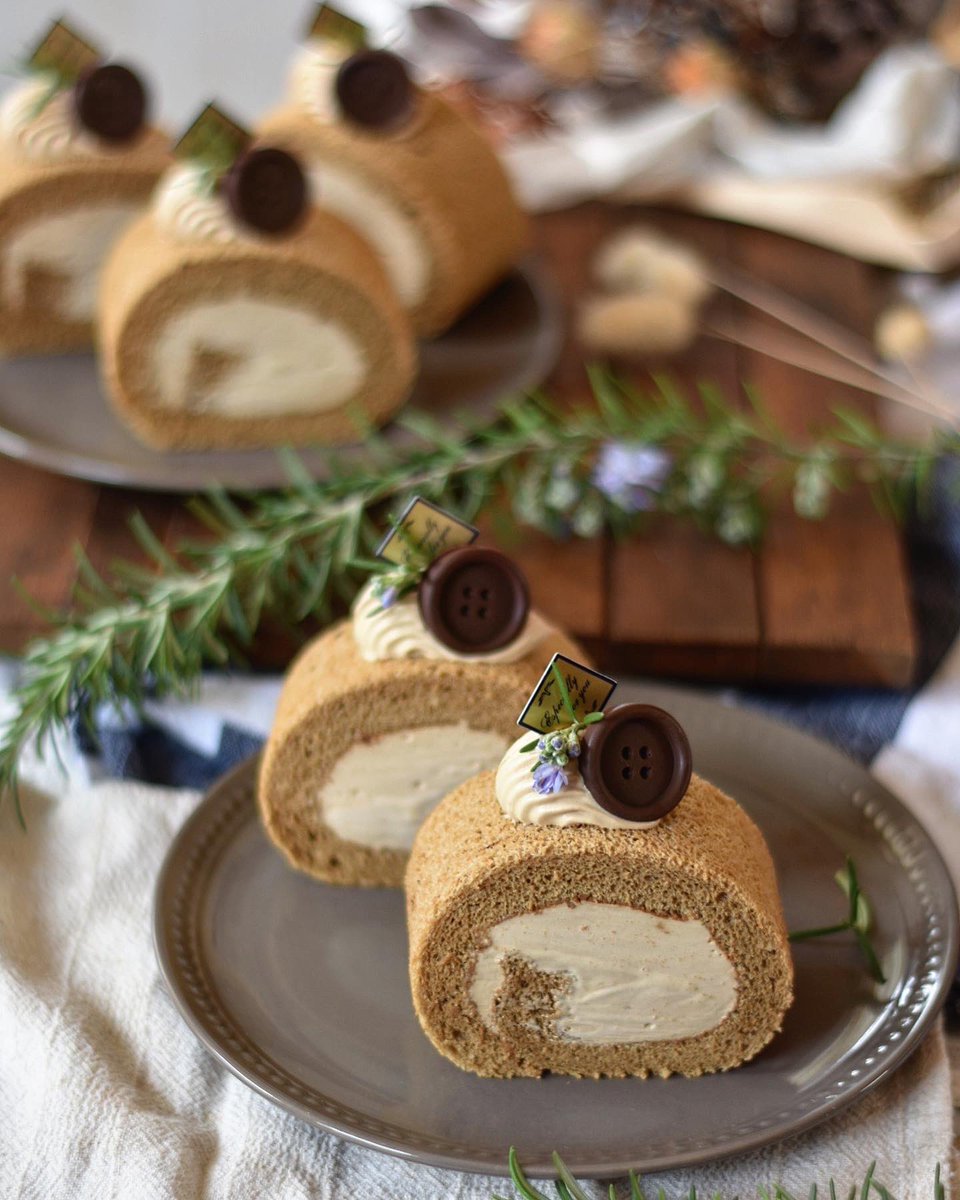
[0, 18, 169, 356]
[406, 657, 794, 1078]
[258, 498, 587, 888]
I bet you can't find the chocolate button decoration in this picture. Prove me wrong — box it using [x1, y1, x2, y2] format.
[224, 147, 308, 236]
[417, 546, 530, 654]
[74, 63, 147, 143]
[335, 50, 415, 131]
[579, 703, 692, 822]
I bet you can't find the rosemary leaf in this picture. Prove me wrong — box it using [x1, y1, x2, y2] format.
[788, 858, 885, 985]
[551, 1154, 591, 1200]
[509, 1147, 551, 1200]
[551, 663, 578, 727]
[500, 1152, 944, 1199]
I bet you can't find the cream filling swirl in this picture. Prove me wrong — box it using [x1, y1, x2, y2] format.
[351, 577, 554, 664]
[319, 723, 509, 851]
[470, 902, 738, 1044]
[150, 297, 368, 416]
[3, 202, 141, 320]
[495, 732, 660, 829]
[151, 163, 240, 244]
[0, 78, 100, 163]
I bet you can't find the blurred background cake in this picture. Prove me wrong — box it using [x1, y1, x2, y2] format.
[260, 38, 529, 335]
[98, 103, 415, 450]
[0, 19, 169, 357]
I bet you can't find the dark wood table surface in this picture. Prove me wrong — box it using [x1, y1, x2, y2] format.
[0, 206, 916, 687]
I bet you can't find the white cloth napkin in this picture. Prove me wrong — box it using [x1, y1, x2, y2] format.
[0, 649, 957, 1199]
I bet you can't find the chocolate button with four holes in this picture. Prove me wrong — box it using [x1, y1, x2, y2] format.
[579, 703, 692, 822]
[224, 147, 308, 236]
[335, 50, 415, 131]
[74, 63, 147, 143]
[417, 546, 530, 654]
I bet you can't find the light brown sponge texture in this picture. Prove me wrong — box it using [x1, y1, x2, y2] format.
[406, 774, 794, 1078]
[257, 618, 586, 888]
[0, 129, 169, 356]
[257, 91, 529, 336]
[98, 203, 416, 449]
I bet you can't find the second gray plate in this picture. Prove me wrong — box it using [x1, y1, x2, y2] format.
[153, 682, 958, 1179]
[0, 265, 559, 491]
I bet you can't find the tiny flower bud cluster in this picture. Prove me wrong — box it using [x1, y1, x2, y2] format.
[371, 564, 422, 611]
[531, 726, 582, 795]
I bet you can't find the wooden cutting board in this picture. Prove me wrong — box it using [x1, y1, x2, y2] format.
[0, 206, 916, 686]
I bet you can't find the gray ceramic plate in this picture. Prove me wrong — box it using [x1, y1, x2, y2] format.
[0, 264, 559, 492]
[153, 682, 958, 1179]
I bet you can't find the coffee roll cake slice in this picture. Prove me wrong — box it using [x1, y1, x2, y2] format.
[98, 105, 415, 450]
[259, 524, 587, 888]
[259, 47, 528, 336]
[406, 700, 793, 1078]
[0, 20, 169, 356]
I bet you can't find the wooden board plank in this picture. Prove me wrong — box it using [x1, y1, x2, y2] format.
[732, 227, 916, 686]
[83, 487, 177, 581]
[532, 204, 609, 406]
[537, 206, 763, 681]
[478, 513, 607, 660]
[0, 459, 98, 648]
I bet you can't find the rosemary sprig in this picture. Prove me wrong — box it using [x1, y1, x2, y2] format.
[789, 858, 886, 984]
[1, 375, 956, 821]
[497, 1150, 944, 1200]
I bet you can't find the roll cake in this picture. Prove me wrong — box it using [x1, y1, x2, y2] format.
[0, 20, 169, 356]
[258, 501, 585, 887]
[407, 694, 794, 1078]
[259, 45, 529, 336]
[98, 104, 415, 450]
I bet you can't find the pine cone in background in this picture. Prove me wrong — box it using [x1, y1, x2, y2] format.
[414, 0, 945, 127]
[646, 0, 945, 119]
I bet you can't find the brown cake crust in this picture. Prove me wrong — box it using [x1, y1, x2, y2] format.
[406, 773, 794, 1078]
[257, 618, 586, 887]
[98, 203, 416, 449]
[0, 128, 170, 356]
[257, 91, 529, 336]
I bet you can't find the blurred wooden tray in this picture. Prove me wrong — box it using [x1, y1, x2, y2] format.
[0, 206, 916, 687]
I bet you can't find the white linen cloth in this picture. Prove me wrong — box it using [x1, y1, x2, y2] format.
[0, 645, 958, 1199]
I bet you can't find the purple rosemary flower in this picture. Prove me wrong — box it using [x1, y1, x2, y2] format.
[533, 761, 568, 795]
[593, 442, 673, 513]
[377, 584, 398, 609]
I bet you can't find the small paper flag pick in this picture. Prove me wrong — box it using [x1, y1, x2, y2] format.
[517, 653, 617, 734]
[174, 102, 251, 178]
[29, 18, 100, 83]
[305, 3, 367, 49]
[376, 496, 479, 570]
